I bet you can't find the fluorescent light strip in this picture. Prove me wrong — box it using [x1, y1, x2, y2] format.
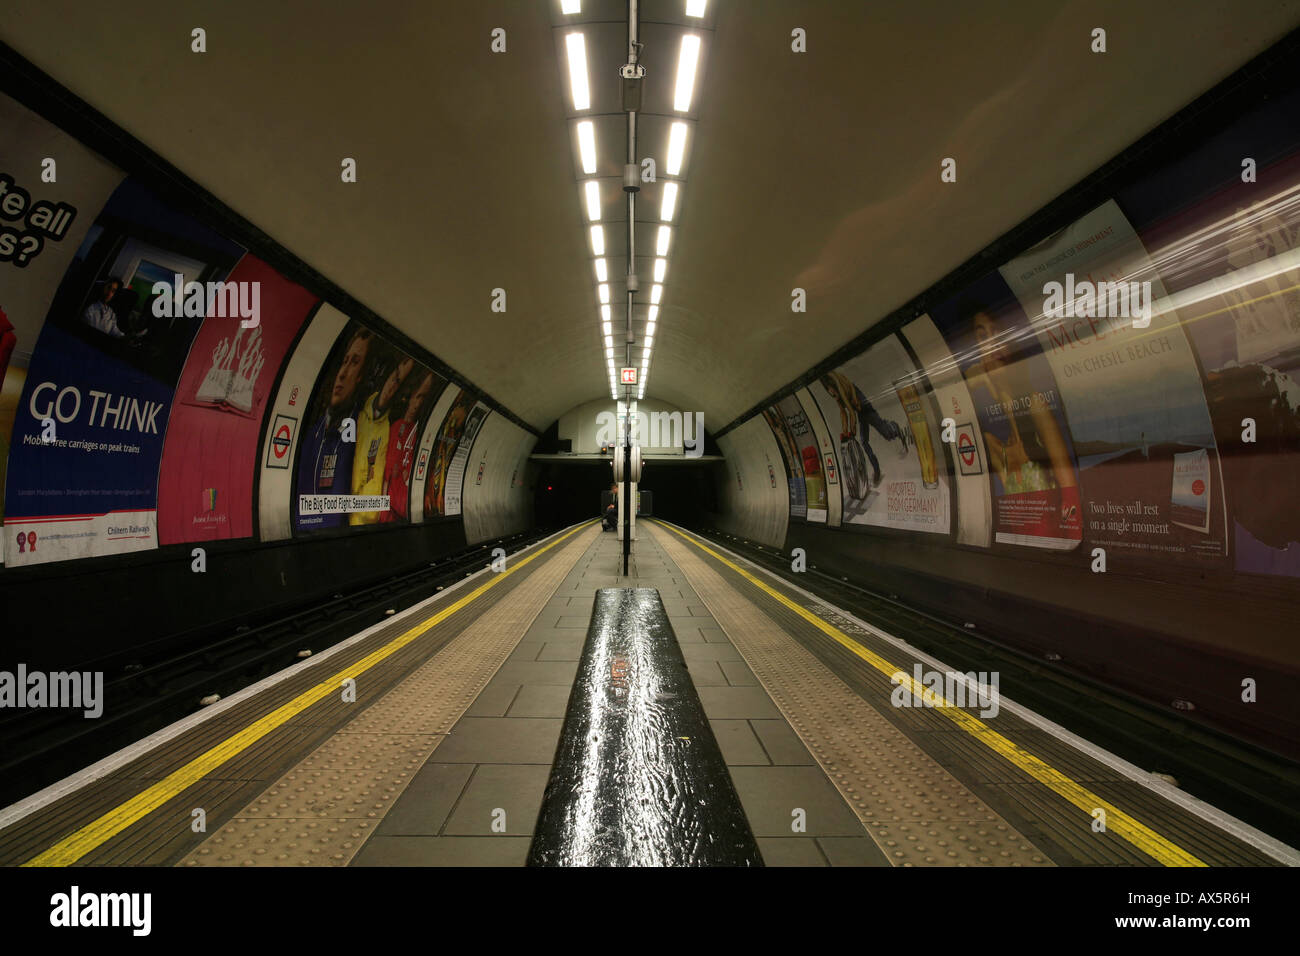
[656, 226, 671, 256]
[590, 225, 604, 255]
[686, 0, 706, 16]
[674, 35, 701, 112]
[648, 305, 659, 321]
[602, 321, 612, 336]
[660, 182, 678, 222]
[604, 335, 613, 349]
[584, 181, 601, 221]
[650, 284, 663, 304]
[562, 0, 581, 13]
[666, 122, 687, 175]
[595, 258, 608, 282]
[566, 33, 591, 111]
[653, 258, 667, 282]
[577, 121, 597, 174]
[601, 303, 611, 321]
[598, 284, 610, 304]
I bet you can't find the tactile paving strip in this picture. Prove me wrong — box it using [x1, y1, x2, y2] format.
[178, 526, 600, 867]
[679, 532, 1284, 866]
[650, 524, 1050, 867]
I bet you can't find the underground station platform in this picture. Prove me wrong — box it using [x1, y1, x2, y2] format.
[1, 519, 1291, 871]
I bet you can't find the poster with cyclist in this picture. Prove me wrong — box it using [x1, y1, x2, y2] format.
[809, 334, 950, 534]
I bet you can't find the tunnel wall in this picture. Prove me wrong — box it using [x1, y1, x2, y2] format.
[713, 72, 1300, 757]
[462, 414, 537, 543]
[0, 75, 535, 669]
[714, 416, 788, 547]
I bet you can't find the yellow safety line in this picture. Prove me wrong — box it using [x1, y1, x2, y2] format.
[23, 521, 597, 867]
[657, 521, 1207, 867]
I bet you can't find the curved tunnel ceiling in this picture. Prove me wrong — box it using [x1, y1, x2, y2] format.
[3, 1, 1298, 431]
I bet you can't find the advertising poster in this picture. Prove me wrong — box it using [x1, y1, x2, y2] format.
[901, 315, 993, 547]
[809, 334, 950, 535]
[999, 200, 1227, 564]
[796, 386, 841, 527]
[443, 402, 490, 517]
[423, 388, 477, 519]
[156, 256, 319, 544]
[929, 272, 1083, 550]
[1118, 135, 1300, 575]
[256, 303, 349, 541]
[293, 321, 444, 532]
[3, 178, 244, 565]
[0, 92, 126, 554]
[761, 404, 806, 520]
[777, 393, 826, 522]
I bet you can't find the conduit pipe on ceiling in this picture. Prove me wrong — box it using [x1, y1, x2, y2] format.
[619, 0, 644, 575]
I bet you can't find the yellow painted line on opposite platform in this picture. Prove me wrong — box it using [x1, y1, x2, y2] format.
[23, 522, 597, 867]
[658, 521, 1207, 868]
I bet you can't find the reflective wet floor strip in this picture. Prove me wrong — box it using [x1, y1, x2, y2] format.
[177, 525, 602, 866]
[527, 587, 762, 867]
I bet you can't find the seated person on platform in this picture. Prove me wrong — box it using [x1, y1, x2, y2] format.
[602, 501, 617, 531]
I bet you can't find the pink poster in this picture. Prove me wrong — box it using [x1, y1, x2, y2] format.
[156, 256, 317, 543]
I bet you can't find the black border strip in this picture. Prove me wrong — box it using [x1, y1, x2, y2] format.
[716, 26, 1300, 438]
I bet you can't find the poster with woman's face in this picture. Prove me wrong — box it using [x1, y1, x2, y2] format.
[930, 272, 1082, 550]
[999, 200, 1226, 567]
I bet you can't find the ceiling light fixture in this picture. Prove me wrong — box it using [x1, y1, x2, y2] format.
[673, 35, 701, 112]
[566, 33, 591, 111]
[660, 182, 678, 222]
[666, 122, 687, 175]
[577, 121, 597, 173]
